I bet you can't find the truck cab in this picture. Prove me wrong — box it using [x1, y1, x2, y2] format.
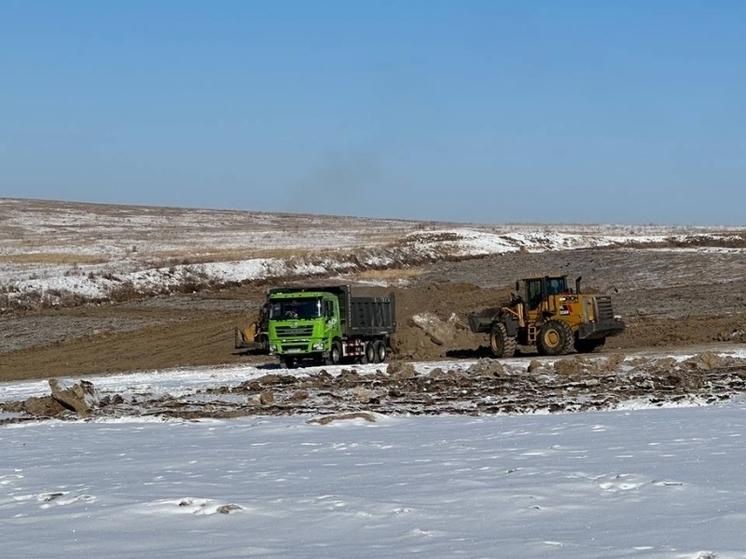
[267, 290, 342, 365]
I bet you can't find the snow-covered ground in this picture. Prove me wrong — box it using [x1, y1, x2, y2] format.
[2, 395, 745, 558]
[2, 348, 746, 558]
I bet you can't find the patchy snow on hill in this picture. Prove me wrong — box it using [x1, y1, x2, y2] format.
[2, 199, 745, 309]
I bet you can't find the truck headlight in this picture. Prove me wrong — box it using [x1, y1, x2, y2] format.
[312, 342, 324, 351]
[269, 343, 277, 352]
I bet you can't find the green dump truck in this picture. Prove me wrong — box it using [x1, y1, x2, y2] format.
[267, 285, 396, 368]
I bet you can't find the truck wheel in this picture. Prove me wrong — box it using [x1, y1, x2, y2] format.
[364, 342, 376, 364]
[489, 323, 516, 358]
[574, 337, 606, 354]
[374, 340, 387, 363]
[326, 341, 342, 366]
[537, 320, 574, 356]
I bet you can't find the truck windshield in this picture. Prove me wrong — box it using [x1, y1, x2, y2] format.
[269, 298, 322, 320]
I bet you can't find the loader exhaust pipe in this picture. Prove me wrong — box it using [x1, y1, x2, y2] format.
[575, 276, 582, 295]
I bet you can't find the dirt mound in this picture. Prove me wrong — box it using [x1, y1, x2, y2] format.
[389, 283, 511, 360]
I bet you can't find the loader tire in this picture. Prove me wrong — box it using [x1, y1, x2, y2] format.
[574, 337, 606, 354]
[489, 323, 517, 358]
[537, 320, 574, 356]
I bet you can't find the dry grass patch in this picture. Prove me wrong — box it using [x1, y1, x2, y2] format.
[0, 253, 110, 265]
[145, 247, 329, 264]
[353, 267, 423, 281]
[12, 237, 95, 248]
[144, 244, 394, 264]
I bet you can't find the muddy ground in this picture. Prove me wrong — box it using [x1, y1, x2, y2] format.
[2, 247, 746, 383]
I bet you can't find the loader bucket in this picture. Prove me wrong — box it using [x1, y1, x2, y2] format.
[468, 313, 493, 334]
[235, 322, 259, 349]
[242, 322, 258, 343]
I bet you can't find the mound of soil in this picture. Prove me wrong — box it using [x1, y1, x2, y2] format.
[388, 283, 511, 361]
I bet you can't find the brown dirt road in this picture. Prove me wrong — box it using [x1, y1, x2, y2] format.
[2, 247, 746, 382]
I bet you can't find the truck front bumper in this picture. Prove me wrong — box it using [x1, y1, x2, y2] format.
[270, 338, 327, 356]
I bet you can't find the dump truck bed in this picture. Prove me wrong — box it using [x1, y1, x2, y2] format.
[344, 295, 396, 336]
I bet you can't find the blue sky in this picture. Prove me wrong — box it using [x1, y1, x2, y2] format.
[1, 1, 744, 225]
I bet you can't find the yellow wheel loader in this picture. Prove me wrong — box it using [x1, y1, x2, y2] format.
[234, 302, 270, 354]
[468, 275, 625, 358]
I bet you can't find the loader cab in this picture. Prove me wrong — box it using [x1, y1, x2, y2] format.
[546, 276, 567, 295]
[525, 278, 544, 310]
[520, 275, 569, 311]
